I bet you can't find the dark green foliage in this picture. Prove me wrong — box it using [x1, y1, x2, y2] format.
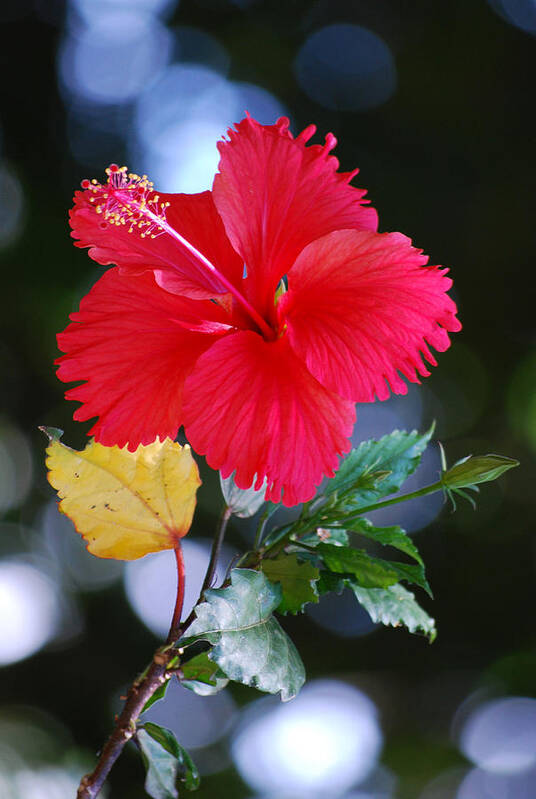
[137, 722, 200, 798]
[184, 569, 305, 701]
[261, 553, 320, 614]
[325, 427, 434, 507]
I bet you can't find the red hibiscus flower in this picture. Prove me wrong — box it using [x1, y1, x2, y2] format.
[57, 116, 461, 506]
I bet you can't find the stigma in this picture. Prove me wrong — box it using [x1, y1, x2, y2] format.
[81, 164, 170, 239]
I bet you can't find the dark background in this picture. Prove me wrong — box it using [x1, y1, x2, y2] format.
[0, 1, 534, 797]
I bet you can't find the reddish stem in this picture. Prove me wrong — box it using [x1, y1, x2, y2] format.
[167, 543, 186, 644]
[75, 508, 231, 799]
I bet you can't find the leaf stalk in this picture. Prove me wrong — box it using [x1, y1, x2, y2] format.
[166, 542, 186, 644]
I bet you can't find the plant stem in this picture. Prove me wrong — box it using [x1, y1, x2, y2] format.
[75, 507, 232, 799]
[166, 542, 186, 645]
[339, 480, 443, 521]
[76, 653, 174, 799]
[201, 506, 232, 593]
[253, 507, 270, 550]
[262, 480, 445, 557]
[180, 505, 232, 631]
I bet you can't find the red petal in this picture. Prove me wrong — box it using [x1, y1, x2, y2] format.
[181, 331, 355, 506]
[280, 230, 461, 403]
[70, 187, 243, 300]
[212, 116, 378, 319]
[56, 268, 227, 448]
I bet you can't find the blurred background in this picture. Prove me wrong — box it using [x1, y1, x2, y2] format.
[0, 0, 535, 797]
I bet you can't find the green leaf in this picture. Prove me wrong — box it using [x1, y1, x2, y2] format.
[264, 524, 348, 555]
[220, 472, 266, 517]
[316, 571, 436, 641]
[316, 542, 432, 596]
[142, 680, 169, 713]
[385, 560, 432, 597]
[261, 553, 320, 614]
[180, 652, 229, 696]
[350, 582, 437, 642]
[316, 543, 399, 588]
[326, 427, 434, 507]
[298, 528, 350, 547]
[317, 570, 346, 595]
[441, 453, 519, 489]
[346, 518, 423, 566]
[137, 722, 200, 798]
[184, 569, 305, 701]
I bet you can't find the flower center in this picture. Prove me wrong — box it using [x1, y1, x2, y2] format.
[82, 165, 276, 341]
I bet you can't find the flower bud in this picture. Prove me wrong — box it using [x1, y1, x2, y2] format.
[441, 454, 519, 489]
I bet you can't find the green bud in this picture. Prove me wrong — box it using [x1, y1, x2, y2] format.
[441, 454, 519, 489]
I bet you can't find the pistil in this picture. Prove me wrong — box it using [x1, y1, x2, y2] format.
[82, 165, 276, 341]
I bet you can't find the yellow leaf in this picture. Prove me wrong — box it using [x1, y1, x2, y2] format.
[43, 431, 201, 560]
